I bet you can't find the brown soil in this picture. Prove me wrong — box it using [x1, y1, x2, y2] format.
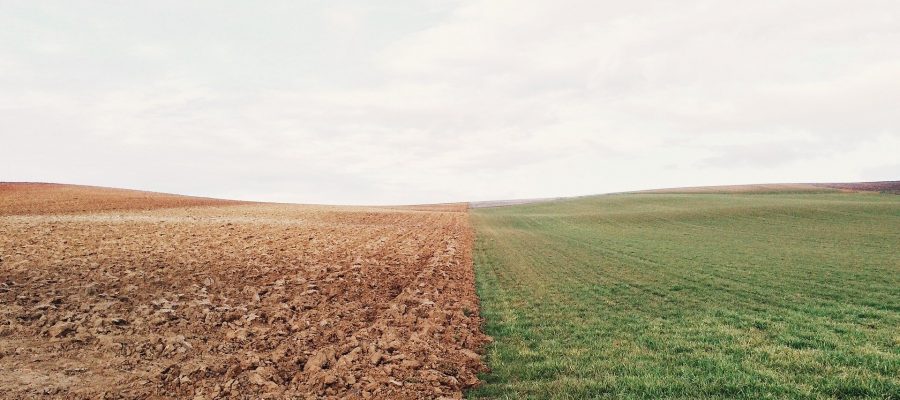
[813, 181, 900, 194]
[0, 184, 488, 399]
[0, 183, 245, 216]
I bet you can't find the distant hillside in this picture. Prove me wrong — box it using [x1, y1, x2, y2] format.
[469, 197, 562, 209]
[470, 181, 898, 209]
[812, 181, 900, 194]
[0, 183, 243, 215]
[635, 181, 899, 195]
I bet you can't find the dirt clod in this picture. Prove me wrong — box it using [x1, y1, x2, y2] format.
[47, 322, 76, 338]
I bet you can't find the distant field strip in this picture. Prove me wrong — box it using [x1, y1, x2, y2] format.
[469, 193, 899, 399]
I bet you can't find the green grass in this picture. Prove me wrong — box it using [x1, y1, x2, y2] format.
[468, 192, 900, 399]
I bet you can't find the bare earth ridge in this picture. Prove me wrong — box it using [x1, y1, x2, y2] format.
[0, 184, 488, 399]
[0, 183, 246, 216]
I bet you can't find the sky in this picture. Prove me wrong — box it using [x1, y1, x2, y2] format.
[2, 1, 899, 205]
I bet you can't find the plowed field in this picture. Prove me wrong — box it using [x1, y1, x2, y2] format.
[0, 184, 487, 399]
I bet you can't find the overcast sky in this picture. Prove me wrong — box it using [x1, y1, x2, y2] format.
[2, 1, 898, 204]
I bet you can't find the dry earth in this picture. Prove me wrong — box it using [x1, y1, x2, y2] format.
[0, 183, 246, 215]
[812, 180, 900, 194]
[0, 184, 488, 399]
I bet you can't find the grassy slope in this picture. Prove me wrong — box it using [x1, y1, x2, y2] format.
[469, 193, 899, 399]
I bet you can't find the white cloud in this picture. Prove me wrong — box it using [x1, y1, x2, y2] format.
[1, 1, 898, 204]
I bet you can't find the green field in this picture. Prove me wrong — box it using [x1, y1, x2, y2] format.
[468, 192, 899, 399]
